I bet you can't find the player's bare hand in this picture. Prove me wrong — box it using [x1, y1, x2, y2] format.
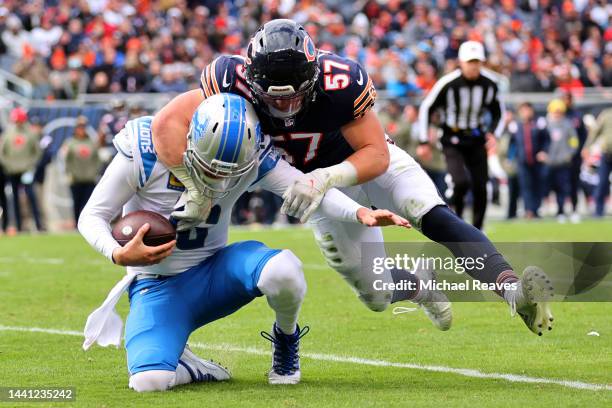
[112, 223, 176, 266]
[356, 208, 411, 228]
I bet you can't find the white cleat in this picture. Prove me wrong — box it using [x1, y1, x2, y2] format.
[179, 345, 231, 382]
[513, 266, 555, 336]
[414, 268, 452, 331]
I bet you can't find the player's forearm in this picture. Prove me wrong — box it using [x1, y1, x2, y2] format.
[345, 143, 389, 183]
[151, 115, 188, 167]
[78, 210, 120, 262]
[151, 89, 203, 168]
[78, 155, 137, 262]
[317, 188, 363, 223]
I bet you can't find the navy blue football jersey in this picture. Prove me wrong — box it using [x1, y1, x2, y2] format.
[200, 52, 377, 172]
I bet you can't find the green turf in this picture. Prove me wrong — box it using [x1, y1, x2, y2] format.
[0, 220, 611, 407]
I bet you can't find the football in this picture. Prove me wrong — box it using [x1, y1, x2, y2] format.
[111, 210, 176, 247]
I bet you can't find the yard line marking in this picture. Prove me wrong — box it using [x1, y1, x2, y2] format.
[0, 325, 610, 392]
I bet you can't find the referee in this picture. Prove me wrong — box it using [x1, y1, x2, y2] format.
[417, 41, 505, 230]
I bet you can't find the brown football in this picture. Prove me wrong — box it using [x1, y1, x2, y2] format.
[111, 210, 176, 247]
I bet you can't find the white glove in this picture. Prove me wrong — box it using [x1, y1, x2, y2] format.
[171, 190, 212, 232]
[169, 164, 212, 231]
[281, 168, 329, 223]
[281, 161, 358, 223]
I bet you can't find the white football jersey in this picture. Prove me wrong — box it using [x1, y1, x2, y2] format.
[79, 116, 362, 277]
[116, 116, 279, 276]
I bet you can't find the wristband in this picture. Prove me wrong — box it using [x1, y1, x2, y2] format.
[318, 161, 358, 189]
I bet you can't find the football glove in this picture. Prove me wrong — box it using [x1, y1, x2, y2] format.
[169, 164, 212, 231]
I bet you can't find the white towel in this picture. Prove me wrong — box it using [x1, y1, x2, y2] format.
[82, 271, 137, 350]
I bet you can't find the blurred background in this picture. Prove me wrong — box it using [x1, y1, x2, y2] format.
[0, 0, 610, 234]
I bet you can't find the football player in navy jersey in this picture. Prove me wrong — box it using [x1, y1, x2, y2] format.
[151, 19, 554, 336]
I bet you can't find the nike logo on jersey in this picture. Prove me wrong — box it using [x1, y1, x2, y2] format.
[222, 69, 231, 88]
[356, 70, 364, 86]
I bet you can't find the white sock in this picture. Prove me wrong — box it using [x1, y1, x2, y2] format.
[174, 363, 193, 386]
[129, 370, 176, 392]
[257, 250, 306, 335]
[503, 281, 526, 313]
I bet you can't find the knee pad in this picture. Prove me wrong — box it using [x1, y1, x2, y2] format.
[258, 250, 306, 300]
[314, 232, 361, 272]
[314, 232, 390, 312]
[129, 370, 176, 392]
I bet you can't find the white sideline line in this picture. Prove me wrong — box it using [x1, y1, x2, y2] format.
[0, 257, 330, 270]
[0, 325, 610, 392]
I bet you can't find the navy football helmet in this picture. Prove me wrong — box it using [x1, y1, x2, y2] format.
[245, 19, 319, 121]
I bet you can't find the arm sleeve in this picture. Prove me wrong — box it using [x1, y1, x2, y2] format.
[252, 158, 363, 223]
[418, 82, 446, 143]
[489, 86, 506, 138]
[77, 154, 139, 262]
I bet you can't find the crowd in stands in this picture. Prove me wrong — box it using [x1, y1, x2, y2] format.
[0, 0, 610, 100]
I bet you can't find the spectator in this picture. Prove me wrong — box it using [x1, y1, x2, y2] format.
[510, 55, 539, 92]
[540, 99, 580, 223]
[0, 108, 43, 232]
[499, 113, 519, 219]
[61, 116, 101, 225]
[561, 91, 588, 217]
[1, 15, 28, 60]
[1, 1, 608, 99]
[64, 63, 89, 99]
[12, 47, 50, 99]
[508, 102, 548, 219]
[151, 65, 188, 93]
[29, 15, 62, 58]
[584, 107, 612, 217]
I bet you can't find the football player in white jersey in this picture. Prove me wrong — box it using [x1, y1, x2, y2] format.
[78, 93, 409, 392]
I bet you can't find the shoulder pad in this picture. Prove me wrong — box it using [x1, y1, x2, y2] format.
[112, 128, 133, 159]
[252, 135, 281, 185]
[200, 55, 252, 100]
[318, 53, 377, 122]
[125, 116, 157, 187]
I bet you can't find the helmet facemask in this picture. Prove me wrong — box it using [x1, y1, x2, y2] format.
[249, 77, 318, 120]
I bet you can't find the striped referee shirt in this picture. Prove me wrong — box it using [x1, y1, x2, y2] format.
[418, 68, 506, 143]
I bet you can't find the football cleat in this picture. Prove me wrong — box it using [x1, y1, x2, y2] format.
[178, 345, 231, 382]
[414, 268, 453, 331]
[512, 266, 555, 336]
[260, 323, 309, 385]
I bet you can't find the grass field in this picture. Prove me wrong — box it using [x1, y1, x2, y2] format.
[0, 219, 611, 407]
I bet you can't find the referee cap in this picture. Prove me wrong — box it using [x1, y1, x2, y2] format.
[459, 41, 486, 62]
